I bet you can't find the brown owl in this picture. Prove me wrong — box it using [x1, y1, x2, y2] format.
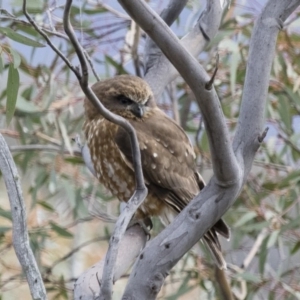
[83, 75, 229, 269]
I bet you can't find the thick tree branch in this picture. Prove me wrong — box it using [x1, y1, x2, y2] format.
[144, 0, 225, 99]
[119, 0, 238, 187]
[0, 134, 47, 300]
[144, 0, 188, 82]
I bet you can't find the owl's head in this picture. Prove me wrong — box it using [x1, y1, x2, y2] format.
[84, 75, 155, 120]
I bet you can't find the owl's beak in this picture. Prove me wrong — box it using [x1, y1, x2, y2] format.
[131, 103, 144, 118]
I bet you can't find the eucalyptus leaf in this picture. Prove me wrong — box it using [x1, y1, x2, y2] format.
[0, 27, 45, 47]
[0, 53, 4, 72]
[50, 221, 73, 238]
[6, 63, 19, 125]
[16, 96, 40, 113]
[9, 47, 21, 68]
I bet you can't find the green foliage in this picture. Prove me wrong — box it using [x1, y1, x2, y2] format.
[6, 63, 19, 125]
[0, 1, 300, 299]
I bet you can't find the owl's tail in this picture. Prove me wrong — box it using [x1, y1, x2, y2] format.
[203, 219, 230, 270]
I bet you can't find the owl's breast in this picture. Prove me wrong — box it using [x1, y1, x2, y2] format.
[84, 117, 135, 201]
[83, 117, 168, 219]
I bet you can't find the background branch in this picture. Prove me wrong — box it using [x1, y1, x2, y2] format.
[233, 0, 300, 177]
[144, 0, 225, 100]
[0, 134, 47, 300]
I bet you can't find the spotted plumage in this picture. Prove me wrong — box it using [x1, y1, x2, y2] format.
[83, 75, 230, 269]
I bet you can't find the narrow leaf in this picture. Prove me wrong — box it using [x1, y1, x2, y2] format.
[0, 27, 45, 47]
[6, 63, 19, 125]
[238, 272, 261, 283]
[0, 207, 12, 220]
[291, 241, 300, 255]
[9, 47, 21, 68]
[234, 211, 257, 227]
[259, 237, 268, 275]
[0, 53, 3, 72]
[57, 118, 73, 155]
[267, 230, 279, 249]
[50, 222, 73, 238]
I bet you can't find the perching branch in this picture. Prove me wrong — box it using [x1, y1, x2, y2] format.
[74, 224, 147, 300]
[0, 134, 47, 300]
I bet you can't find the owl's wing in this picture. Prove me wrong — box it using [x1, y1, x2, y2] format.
[114, 108, 202, 211]
[115, 108, 230, 268]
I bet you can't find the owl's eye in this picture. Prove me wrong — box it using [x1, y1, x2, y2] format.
[117, 95, 132, 105]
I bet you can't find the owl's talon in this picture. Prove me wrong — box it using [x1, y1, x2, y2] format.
[128, 217, 152, 240]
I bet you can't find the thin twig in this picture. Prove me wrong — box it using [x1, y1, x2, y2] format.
[49, 236, 109, 270]
[9, 144, 81, 156]
[258, 127, 269, 143]
[168, 82, 180, 125]
[84, 50, 100, 81]
[86, 0, 131, 20]
[205, 53, 219, 90]
[278, 132, 300, 153]
[23, 0, 81, 78]
[241, 228, 268, 269]
[0, 15, 69, 39]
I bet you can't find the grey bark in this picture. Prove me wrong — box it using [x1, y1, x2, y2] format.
[117, 0, 300, 299]
[144, 0, 224, 99]
[0, 134, 47, 300]
[75, 1, 228, 298]
[8, 0, 299, 299]
[74, 224, 147, 300]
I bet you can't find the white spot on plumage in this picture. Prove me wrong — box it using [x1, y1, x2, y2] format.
[153, 153, 158, 158]
[103, 160, 114, 178]
[96, 118, 103, 125]
[119, 181, 128, 192]
[114, 162, 120, 170]
[151, 163, 156, 170]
